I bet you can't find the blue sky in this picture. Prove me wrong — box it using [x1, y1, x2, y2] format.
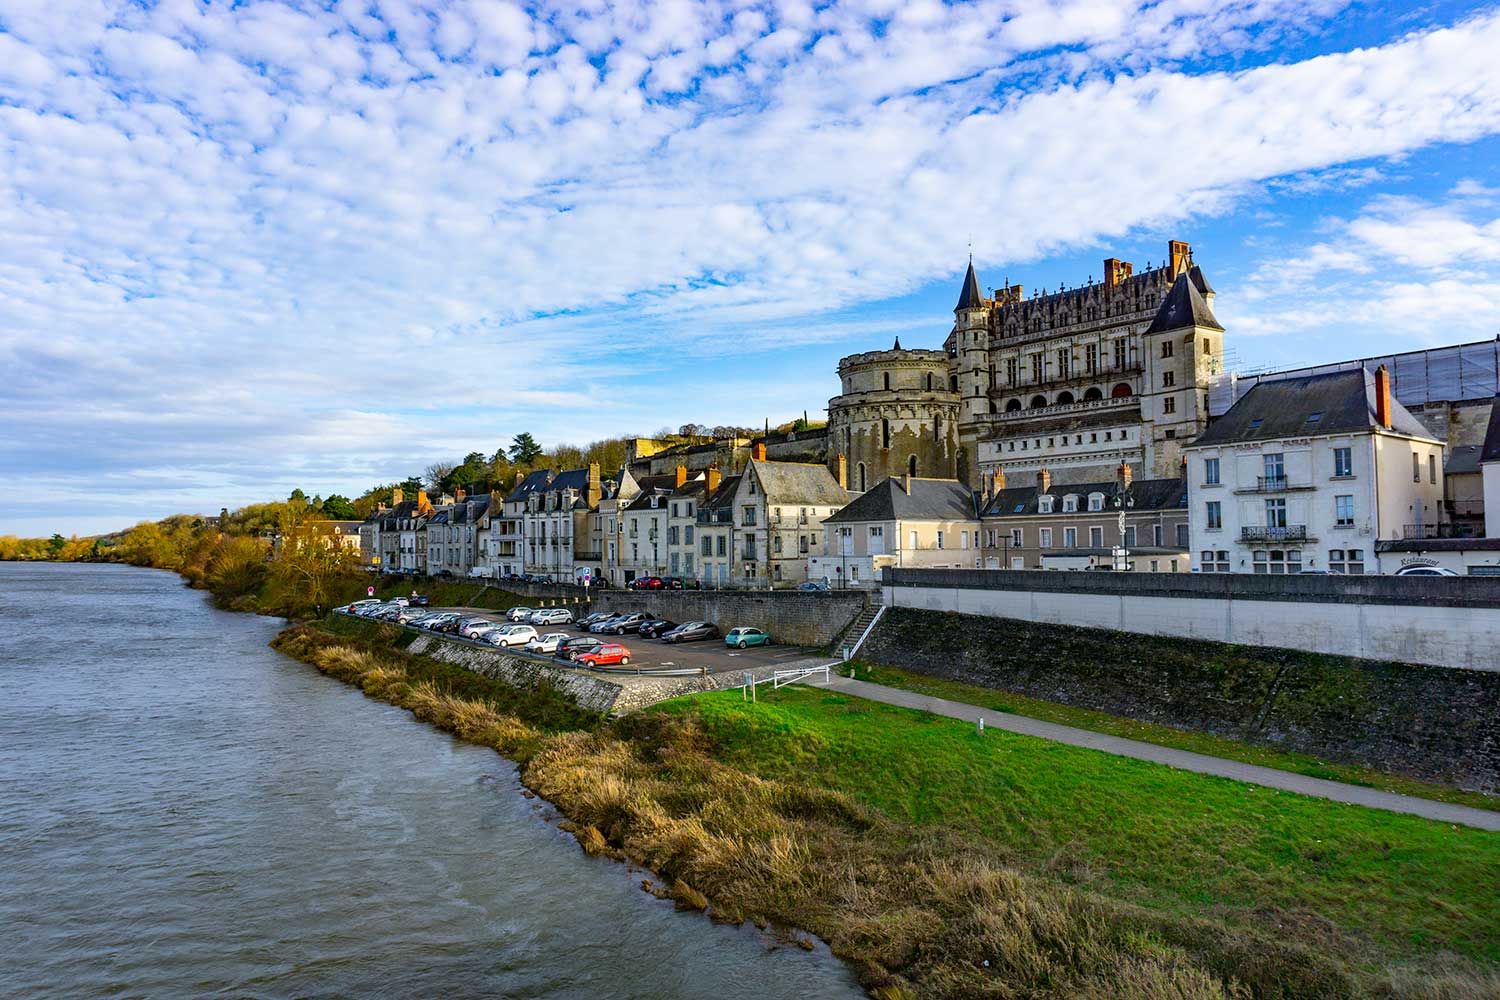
[4, 0, 1500, 536]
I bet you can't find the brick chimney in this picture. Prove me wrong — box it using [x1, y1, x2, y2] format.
[675, 464, 687, 488]
[587, 462, 602, 507]
[416, 490, 432, 515]
[455, 487, 466, 502]
[706, 464, 721, 495]
[1117, 461, 1133, 492]
[901, 472, 912, 494]
[753, 441, 767, 462]
[1374, 364, 1392, 429]
[1103, 258, 1134, 292]
[991, 468, 1005, 493]
[391, 488, 404, 505]
[1036, 468, 1051, 494]
[835, 453, 848, 490]
[1168, 240, 1190, 276]
[514, 471, 524, 487]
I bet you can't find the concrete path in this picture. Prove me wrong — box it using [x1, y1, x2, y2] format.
[807, 673, 1500, 832]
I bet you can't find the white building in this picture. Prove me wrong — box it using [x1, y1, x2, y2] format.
[1184, 366, 1445, 574]
[810, 476, 980, 589]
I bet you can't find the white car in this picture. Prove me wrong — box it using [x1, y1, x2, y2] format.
[525, 632, 571, 654]
[1394, 565, 1460, 577]
[504, 606, 534, 622]
[529, 607, 575, 626]
[461, 619, 503, 639]
[488, 624, 538, 648]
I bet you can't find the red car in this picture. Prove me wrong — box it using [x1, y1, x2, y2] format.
[576, 643, 632, 667]
[630, 576, 665, 590]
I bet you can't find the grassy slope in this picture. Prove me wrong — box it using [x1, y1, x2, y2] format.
[849, 661, 1500, 814]
[651, 686, 1500, 967]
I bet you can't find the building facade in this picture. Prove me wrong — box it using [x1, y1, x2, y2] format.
[827, 343, 960, 491]
[810, 476, 981, 589]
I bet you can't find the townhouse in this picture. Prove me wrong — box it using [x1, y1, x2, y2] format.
[725, 445, 854, 588]
[425, 490, 492, 577]
[809, 475, 981, 588]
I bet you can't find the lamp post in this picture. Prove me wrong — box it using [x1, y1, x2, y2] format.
[1112, 493, 1135, 571]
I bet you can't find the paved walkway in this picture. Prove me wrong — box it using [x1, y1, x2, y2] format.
[807, 673, 1500, 832]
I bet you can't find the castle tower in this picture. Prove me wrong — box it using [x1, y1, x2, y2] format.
[952, 258, 990, 485]
[827, 340, 959, 492]
[1140, 269, 1223, 476]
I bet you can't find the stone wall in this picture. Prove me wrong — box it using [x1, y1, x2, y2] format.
[883, 568, 1500, 671]
[588, 590, 868, 648]
[860, 607, 1500, 793]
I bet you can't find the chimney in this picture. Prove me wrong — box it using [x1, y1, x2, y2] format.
[416, 490, 432, 515]
[391, 488, 404, 505]
[835, 453, 848, 490]
[1103, 258, 1133, 292]
[675, 464, 687, 488]
[1117, 461, 1133, 492]
[587, 462, 602, 508]
[1375, 365, 1392, 429]
[455, 487, 465, 502]
[991, 468, 1005, 493]
[1037, 468, 1052, 494]
[706, 464, 721, 495]
[513, 471, 524, 487]
[753, 441, 767, 462]
[901, 473, 912, 494]
[1168, 240, 1190, 276]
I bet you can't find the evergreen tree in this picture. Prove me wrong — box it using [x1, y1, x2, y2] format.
[509, 432, 543, 464]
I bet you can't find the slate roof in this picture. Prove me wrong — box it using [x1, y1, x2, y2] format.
[547, 468, 592, 494]
[1145, 271, 1223, 334]
[980, 477, 1188, 518]
[1482, 395, 1500, 464]
[956, 259, 984, 310]
[624, 487, 674, 513]
[824, 478, 979, 524]
[1188, 265, 1213, 297]
[505, 469, 552, 503]
[1447, 445, 1484, 476]
[1189, 369, 1438, 448]
[702, 475, 742, 512]
[749, 460, 855, 505]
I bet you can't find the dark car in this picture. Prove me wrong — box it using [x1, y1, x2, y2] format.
[556, 636, 604, 661]
[638, 619, 677, 639]
[629, 576, 664, 590]
[661, 621, 720, 644]
[407, 594, 431, 606]
[578, 611, 614, 628]
[601, 613, 648, 634]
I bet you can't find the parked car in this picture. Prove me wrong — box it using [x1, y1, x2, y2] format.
[407, 594, 430, 607]
[662, 621, 719, 644]
[1394, 565, 1460, 577]
[530, 607, 575, 626]
[395, 608, 429, 624]
[466, 622, 509, 640]
[588, 614, 627, 633]
[578, 611, 614, 628]
[487, 624, 538, 648]
[504, 606, 535, 621]
[638, 618, 677, 639]
[576, 643, 631, 667]
[599, 613, 648, 634]
[458, 617, 501, 638]
[525, 632, 571, 654]
[725, 626, 772, 649]
[346, 598, 382, 612]
[357, 602, 396, 617]
[796, 580, 830, 591]
[557, 636, 605, 661]
[629, 576, 665, 590]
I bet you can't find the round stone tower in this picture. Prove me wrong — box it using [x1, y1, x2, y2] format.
[827, 340, 961, 492]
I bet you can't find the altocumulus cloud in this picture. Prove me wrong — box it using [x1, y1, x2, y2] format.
[4, 0, 1500, 533]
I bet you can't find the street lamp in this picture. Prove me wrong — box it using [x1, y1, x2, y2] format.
[1112, 493, 1135, 571]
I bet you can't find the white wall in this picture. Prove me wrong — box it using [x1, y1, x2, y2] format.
[885, 582, 1500, 672]
[1486, 462, 1500, 539]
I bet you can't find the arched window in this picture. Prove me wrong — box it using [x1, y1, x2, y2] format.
[988, 401, 997, 414]
[1056, 391, 1075, 405]
[1005, 398, 1023, 412]
[950, 374, 958, 391]
[1030, 395, 1048, 409]
[881, 418, 891, 449]
[1111, 383, 1133, 398]
[1083, 387, 1103, 401]
[857, 463, 867, 492]
[926, 374, 933, 390]
[883, 372, 891, 391]
[908, 456, 918, 477]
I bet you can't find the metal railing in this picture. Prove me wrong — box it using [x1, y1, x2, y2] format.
[1403, 523, 1479, 539]
[1240, 525, 1308, 542]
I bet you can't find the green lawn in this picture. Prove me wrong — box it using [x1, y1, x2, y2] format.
[652, 686, 1500, 965]
[849, 660, 1500, 815]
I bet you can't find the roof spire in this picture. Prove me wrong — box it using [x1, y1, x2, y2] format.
[892, 336, 902, 350]
[955, 258, 983, 311]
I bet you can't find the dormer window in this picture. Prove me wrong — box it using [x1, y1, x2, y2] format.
[1037, 495, 1054, 514]
[1062, 494, 1078, 513]
[1088, 493, 1105, 512]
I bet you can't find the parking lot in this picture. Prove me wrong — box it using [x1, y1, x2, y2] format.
[433, 607, 817, 675]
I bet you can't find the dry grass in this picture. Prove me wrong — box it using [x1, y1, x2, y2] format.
[270, 624, 1499, 1000]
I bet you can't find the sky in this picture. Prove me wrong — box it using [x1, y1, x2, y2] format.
[4, 0, 1500, 536]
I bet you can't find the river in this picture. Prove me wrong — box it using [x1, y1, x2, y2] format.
[0, 562, 863, 998]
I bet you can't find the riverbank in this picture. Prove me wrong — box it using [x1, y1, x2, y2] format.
[274, 618, 1500, 999]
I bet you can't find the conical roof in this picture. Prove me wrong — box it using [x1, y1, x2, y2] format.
[1146, 271, 1223, 334]
[955, 259, 983, 311]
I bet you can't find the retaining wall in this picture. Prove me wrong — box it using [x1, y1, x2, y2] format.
[585, 590, 867, 648]
[860, 607, 1500, 793]
[882, 568, 1500, 672]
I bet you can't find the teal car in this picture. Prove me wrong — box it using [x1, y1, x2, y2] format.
[725, 626, 772, 649]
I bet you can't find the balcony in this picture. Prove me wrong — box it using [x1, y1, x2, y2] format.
[1235, 475, 1313, 494]
[1240, 525, 1309, 543]
[1403, 523, 1481, 540]
[979, 393, 1140, 424]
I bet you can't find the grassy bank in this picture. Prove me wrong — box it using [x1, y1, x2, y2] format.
[272, 620, 1499, 998]
[848, 661, 1500, 814]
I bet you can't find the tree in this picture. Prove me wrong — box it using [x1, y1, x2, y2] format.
[48, 533, 66, 556]
[320, 494, 357, 520]
[399, 476, 424, 495]
[425, 461, 456, 490]
[510, 432, 543, 464]
[289, 489, 308, 503]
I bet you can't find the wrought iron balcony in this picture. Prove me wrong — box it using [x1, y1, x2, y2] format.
[1403, 523, 1479, 540]
[1240, 525, 1309, 543]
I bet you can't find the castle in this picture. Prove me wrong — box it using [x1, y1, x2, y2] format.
[829, 239, 1224, 488]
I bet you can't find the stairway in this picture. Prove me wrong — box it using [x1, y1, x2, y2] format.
[834, 601, 884, 657]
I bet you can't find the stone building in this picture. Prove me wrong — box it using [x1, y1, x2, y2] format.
[810, 475, 982, 588]
[827, 341, 960, 491]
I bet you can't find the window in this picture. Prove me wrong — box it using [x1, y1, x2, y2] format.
[1090, 526, 1103, 547]
[1163, 396, 1176, 414]
[1113, 339, 1126, 369]
[1085, 343, 1098, 374]
[799, 535, 809, 554]
[870, 525, 883, 539]
[908, 455, 918, 477]
[1265, 498, 1287, 528]
[936, 530, 945, 549]
[1162, 370, 1175, 387]
[1329, 548, 1365, 575]
[1333, 447, 1352, 477]
[1334, 495, 1355, 527]
[716, 535, 726, 556]
[1200, 550, 1231, 573]
[701, 536, 712, 556]
[1006, 358, 1018, 384]
[773, 564, 782, 581]
[961, 531, 970, 549]
[857, 463, 866, 492]
[883, 372, 890, 391]
[1263, 453, 1285, 487]
[1413, 453, 1421, 483]
[1153, 524, 1163, 546]
[1056, 348, 1071, 378]
[1161, 341, 1173, 358]
[1124, 526, 1137, 547]
[1429, 453, 1437, 484]
[1088, 493, 1104, 512]
[1064, 527, 1077, 548]
[1176, 523, 1189, 548]
[1010, 528, 1023, 547]
[1252, 549, 1301, 574]
[1038, 527, 1052, 548]
[742, 506, 757, 526]
[773, 535, 782, 554]
[881, 418, 890, 449]
[1204, 457, 1220, 485]
[1062, 494, 1078, 513]
[1205, 500, 1222, 530]
[1031, 353, 1043, 383]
